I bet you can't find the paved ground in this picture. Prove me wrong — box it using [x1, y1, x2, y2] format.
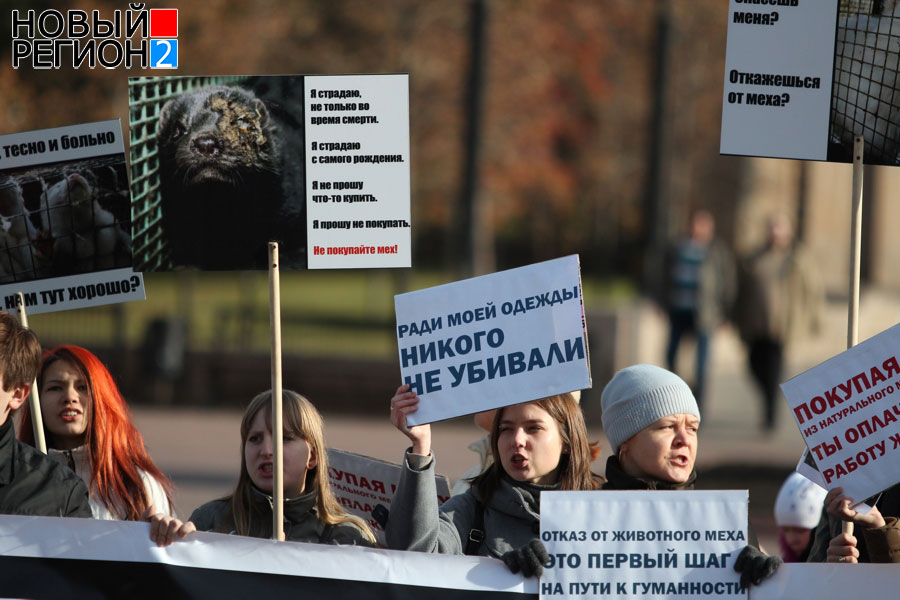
[131, 289, 900, 554]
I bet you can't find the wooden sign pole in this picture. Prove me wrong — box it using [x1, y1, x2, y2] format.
[15, 293, 46, 454]
[844, 135, 864, 537]
[268, 242, 285, 541]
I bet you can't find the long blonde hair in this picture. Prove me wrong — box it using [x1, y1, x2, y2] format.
[227, 390, 375, 542]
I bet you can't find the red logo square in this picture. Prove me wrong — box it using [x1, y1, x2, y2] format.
[150, 9, 178, 38]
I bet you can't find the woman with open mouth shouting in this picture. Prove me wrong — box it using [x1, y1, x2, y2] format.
[19, 345, 174, 522]
[386, 385, 602, 577]
[600, 363, 781, 589]
[146, 389, 376, 547]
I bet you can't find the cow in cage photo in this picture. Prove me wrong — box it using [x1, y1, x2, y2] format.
[0, 158, 133, 284]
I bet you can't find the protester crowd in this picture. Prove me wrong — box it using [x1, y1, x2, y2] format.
[0, 293, 896, 592]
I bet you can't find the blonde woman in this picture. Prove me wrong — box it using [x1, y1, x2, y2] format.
[149, 390, 375, 547]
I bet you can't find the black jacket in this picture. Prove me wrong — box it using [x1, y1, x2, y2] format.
[602, 456, 697, 491]
[0, 418, 91, 517]
[602, 456, 760, 548]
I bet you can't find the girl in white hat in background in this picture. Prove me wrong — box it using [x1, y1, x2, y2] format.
[774, 472, 827, 562]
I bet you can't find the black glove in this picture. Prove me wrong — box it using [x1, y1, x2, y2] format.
[501, 539, 550, 578]
[733, 545, 782, 589]
[371, 504, 389, 528]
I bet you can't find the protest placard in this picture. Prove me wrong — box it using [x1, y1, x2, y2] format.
[0, 120, 143, 314]
[720, 0, 837, 161]
[327, 448, 451, 545]
[306, 74, 411, 269]
[782, 322, 900, 503]
[540, 490, 747, 599]
[128, 74, 410, 271]
[394, 255, 590, 425]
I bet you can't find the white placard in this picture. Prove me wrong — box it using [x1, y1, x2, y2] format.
[327, 448, 451, 546]
[0, 120, 124, 169]
[540, 490, 748, 600]
[720, 1, 837, 160]
[305, 74, 411, 269]
[0, 120, 140, 314]
[395, 255, 591, 425]
[781, 322, 900, 503]
[0, 268, 144, 315]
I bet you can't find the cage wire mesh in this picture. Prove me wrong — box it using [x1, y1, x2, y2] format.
[0, 156, 131, 284]
[128, 75, 248, 270]
[832, 0, 900, 164]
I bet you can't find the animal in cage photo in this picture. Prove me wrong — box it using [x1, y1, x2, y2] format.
[0, 158, 132, 284]
[830, 0, 900, 164]
[153, 76, 307, 270]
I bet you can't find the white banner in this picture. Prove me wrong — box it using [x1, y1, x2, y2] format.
[0, 514, 534, 598]
[395, 255, 591, 425]
[0, 516, 897, 598]
[720, 1, 837, 160]
[782, 322, 900, 503]
[305, 73, 411, 269]
[540, 490, 748, 599]
[327, 448, 451, 545]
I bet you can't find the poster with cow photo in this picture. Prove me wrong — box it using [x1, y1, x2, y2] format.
[0, 120, 144, 315]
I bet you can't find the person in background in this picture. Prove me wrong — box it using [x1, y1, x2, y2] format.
[147, 389, 376, 547]
[653, 209, 735, 410]
[19, 344, 174, 521]
[600, 364, 781, 589]
[0, 314, 90, 517]
[734, 214, 822, 431]
[773, 472, 827, 562]
[387, 384, 602, 577]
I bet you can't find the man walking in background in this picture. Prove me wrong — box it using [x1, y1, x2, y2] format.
[656, 209, 736, 409]
[735, 214, 823, 431]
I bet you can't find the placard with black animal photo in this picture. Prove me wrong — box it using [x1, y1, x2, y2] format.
[0, 120, 143, 315]
[128, 74, 411, 271]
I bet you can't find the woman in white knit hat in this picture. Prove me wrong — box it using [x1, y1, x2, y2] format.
[600, 364, 781, 588]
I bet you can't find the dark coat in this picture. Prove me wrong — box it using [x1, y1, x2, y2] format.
[655, 239, 736, 332]
[189, 484, 373, 546]
[602, 456, 697, 491]
[602, 456, 760, 548]
[0, 418, 91, 517]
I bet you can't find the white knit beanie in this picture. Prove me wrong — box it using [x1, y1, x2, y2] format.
[601, 364, 701, 452]
[774, 472, 827, 529]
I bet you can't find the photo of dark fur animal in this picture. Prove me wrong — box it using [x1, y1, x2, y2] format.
[0, 158, 132, 283]
[156, 78, 306, 270]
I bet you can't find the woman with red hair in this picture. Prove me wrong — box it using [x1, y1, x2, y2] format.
[19, 345, 174, 520]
